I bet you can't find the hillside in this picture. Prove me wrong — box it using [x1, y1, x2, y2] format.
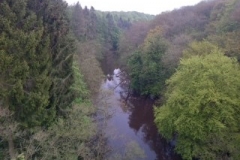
[1, 0, 240, 159]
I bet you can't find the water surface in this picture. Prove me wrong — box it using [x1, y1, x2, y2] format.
[99, 68, 181, 160]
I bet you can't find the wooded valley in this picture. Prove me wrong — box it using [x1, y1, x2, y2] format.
[0, 0, 240, 159]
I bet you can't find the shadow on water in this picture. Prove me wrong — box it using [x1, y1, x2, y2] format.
[127, 97, 181, 160]
[99, 66, 181, 160]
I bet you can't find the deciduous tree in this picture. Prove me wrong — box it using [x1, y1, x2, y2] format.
[154, 45, 240, 159]
[128, 27, 169, 96]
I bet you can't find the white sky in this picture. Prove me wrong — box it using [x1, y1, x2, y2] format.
[65, 0, 203, 15]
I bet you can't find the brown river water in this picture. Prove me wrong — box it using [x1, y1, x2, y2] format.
[99, 54, 182, 160]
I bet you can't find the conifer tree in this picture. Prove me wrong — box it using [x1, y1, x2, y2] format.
[29, 0, 76, 116]
[71, 2, 84, 41]
[0, 0, 53, 127]
[106, 13, 120, 50]
[0, 0, 75, 127]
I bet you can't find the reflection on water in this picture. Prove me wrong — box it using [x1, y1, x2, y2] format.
[100, 69, 181, 160]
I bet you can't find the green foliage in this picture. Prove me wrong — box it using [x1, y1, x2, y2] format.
[0, 0, 76, 127]
[48, 2, 75, 115]
[206, 0, 240, 61]
[17, 153, 25, 160]
[26, 58, 95, 159]
[1, 0, 240, 159]
[70, 3, 99, 41]
[0, 55, 97, 160]
[16, 102, 96, 160]
[207, 11, 240, 60]
[183, 40, 220, 58]
[36, 103, 96, 160]
[0, 0, 54, 127]
[29, 0, 76, 115]
[75, 41, 104, 94]
[71, 59, 89, 103]
[215, 0, 240, 33]
[128, 27, 169, 96]
[0, 0, 129, 159]
[154, 49, 240, 159]
[105, 13, 120, 50]
[104, 11, 154, 22]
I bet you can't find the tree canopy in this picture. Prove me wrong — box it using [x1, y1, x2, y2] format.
[154, 44, 240, 159]
[1, 0, 240, 159]
[0, 0, 54, 127]
[128, 27, 170, 96]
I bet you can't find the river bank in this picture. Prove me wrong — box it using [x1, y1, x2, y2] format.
[97, 64, 181, 159]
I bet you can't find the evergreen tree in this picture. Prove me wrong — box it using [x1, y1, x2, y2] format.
[29, 0, 76, 116]
[0, 0, 53, 127]
[71, 2, 84, 41]
[106, 13, 120, 50]
[88, 6, 98, 39]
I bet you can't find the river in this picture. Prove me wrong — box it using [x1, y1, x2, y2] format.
[99, 54, 181, 160]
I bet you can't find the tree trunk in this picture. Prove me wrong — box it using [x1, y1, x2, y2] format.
[8, 134, 16, 160]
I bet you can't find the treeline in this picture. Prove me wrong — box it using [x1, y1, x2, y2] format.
[2, 0, 239, 159]
[69, 3, 153, 51]
[118, 0, 240, 159]
[0, 0, 153, 159]
[0, 0, 75, 128]
[0, 0, 97, 159]
[104, 11, 154, 22]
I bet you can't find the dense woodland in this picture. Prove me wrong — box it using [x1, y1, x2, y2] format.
[0, 0, 240, 159]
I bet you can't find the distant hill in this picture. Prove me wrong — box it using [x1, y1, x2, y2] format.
[98, 11, 155, 22]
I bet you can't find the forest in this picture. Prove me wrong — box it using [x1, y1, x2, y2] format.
[0, 0, 240, 159]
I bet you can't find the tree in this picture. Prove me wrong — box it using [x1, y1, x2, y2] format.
[71, 2, 84, 41]
[128, 26, 169, 96]
[162, 34, 192, 71]
[29, 0, 76, 116]
[182, 40, 220, 58]
[106, 13, 120, 50]
[0, 0, 53, 127]
[154, 45, 240, 159]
